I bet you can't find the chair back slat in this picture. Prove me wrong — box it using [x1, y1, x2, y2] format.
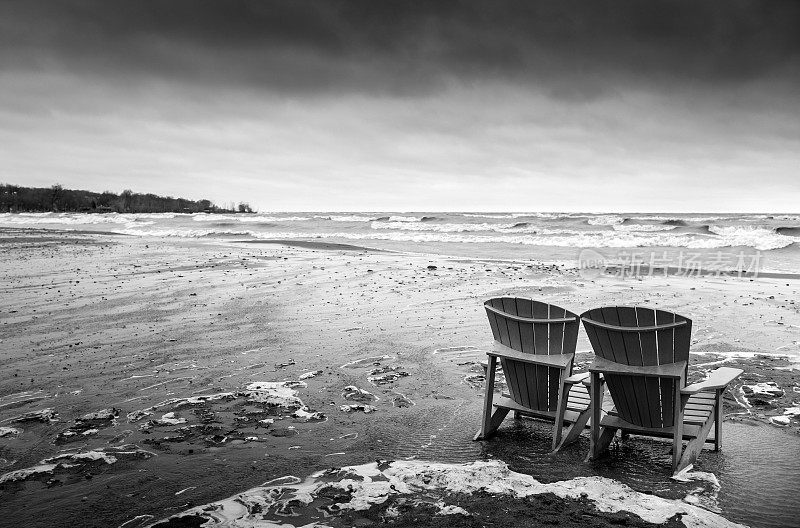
[531, 302, 550, 356]
[546, 305, 566, 355]
[635, 308, 658, 365]
[499, 298, 520, 351]
[488, 298, 510, 346]
[581, 306, 692, 428]
[515, 298, 536, 354]
[656, 310, 677, 365]
[485, 298, 579, 412]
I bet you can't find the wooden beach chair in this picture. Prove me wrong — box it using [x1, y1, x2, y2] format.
[475, 297, 595, 451]
[581, 307, 743, 475]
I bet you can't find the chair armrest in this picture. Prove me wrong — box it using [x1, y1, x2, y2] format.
[681, 367, 743, 395]
[588, 356, 686, 379]
[487, 343, 572, 369]
[582, 373, 603, 387]
[564, 372, 590, 384]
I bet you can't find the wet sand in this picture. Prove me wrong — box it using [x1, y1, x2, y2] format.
[1, 229, 799, 528]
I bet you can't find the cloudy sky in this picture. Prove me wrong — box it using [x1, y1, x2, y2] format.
[1, 0, 798, 212]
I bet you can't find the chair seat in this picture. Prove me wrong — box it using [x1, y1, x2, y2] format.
[493, 396, 583, 424]
[565, 382, 590, 412]
[500, 381, 593, 414]
[603, 393, 716, 441]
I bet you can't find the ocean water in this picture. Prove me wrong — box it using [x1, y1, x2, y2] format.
[2, 211, 799, 273]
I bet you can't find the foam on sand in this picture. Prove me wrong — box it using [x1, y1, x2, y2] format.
[341, 385, 377, 402]
[0, 464, 59, 484]
[0, 445, 154, 484]
[0, 427, 21, 437]
[243, 382, 305, 407]
[145, 460, 744, 528]
[340, 404, 377, 413]
[673, 467, 723, 513]
[6, 408, 59, 424]
[148, 412, 187, 426]
[290, 408, 326, 422]
[126, 392, 236, 422]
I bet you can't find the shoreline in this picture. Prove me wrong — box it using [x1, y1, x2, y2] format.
[1, 229, 798, 527]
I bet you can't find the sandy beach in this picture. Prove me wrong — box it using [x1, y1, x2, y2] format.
[1, 228, 799, 528]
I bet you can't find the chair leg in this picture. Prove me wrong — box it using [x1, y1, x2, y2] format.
[477, 407, 511, 440]
[551, 368, 569, 450]
[475, 356, 507, 440]
[587, 372, 616, 460]
[672, 386, 685, 474]
[714, 389, 722, 451]
[675, 412, 716, 475]
[559, 374, 604, 452]
[556, 404, 591, 451]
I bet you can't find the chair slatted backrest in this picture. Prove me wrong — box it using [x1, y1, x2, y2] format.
[581, 307, 692, 428]
[484, 297, 580, 412]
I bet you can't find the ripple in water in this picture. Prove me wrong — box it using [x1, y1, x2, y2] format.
[711, 423, 800, 528]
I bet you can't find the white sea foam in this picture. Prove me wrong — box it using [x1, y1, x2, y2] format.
[462, 213, 520, 219]
[627, 215, 735, 222]
[587, 215, 626, 225]
[120, 228, 253, 237]
[0, 464, 59, 484]
[707, 225, 795, 250]
[371, 221, 527, 233]
[0, 445, 154, 484]
[243, 382, 304, 407]
[387, 215, 425, 222]
[0, 427, 21, 437]
[0, 212, 149, 228]
[613, 224, 678, 232]
[374, 221, 679, 234]
[316, 214, 376, 222]
[145, 460, 744, 528]
[191, 214, 310, 222]
[462, 212, 590, 220]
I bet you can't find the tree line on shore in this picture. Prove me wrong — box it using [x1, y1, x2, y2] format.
[0, 184, 253, 214]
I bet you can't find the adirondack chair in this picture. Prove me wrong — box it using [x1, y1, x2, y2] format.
[581, 307, 743, 474]
[475, 297, 596, 451]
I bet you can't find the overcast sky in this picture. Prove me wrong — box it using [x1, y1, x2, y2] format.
[1, 0, 798, 212]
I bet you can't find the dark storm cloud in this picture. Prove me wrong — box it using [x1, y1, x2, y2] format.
[2, 1, 798, 211]
[2, 0, 799, 97]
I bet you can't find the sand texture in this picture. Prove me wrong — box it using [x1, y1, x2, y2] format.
[1, 230, 799, 527]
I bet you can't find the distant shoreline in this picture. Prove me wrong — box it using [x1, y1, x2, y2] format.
[0, 183, 253, 214]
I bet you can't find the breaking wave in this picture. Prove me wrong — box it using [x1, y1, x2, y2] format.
[587, 215, 626, 226]
[370, 221, 530, 233]
[612, 224, 677, 232]
[706, 225, 794, 251]
[0, 212, 150, 226]
[192, 214, 311, 222]
[777, 226, 800, 236]
[315, 215, 377, 222]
